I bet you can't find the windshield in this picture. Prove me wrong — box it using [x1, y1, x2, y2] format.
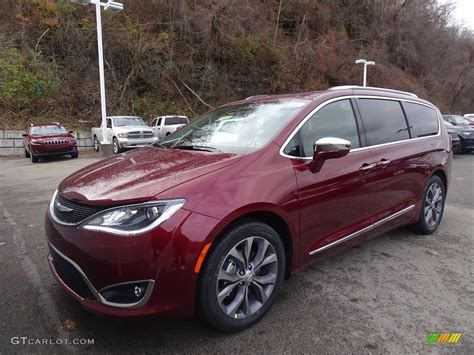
[113, 117, 146, 126]
[451, 116, 467, 125]
[165, 117, 189, 125]
[160, 100, 310, 154]
[30, 125, 68, 136]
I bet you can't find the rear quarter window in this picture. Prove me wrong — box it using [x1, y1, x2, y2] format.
[357, 99, 410, 146]
[404, 103, 439, 137]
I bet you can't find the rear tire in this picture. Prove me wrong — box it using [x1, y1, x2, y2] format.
[412, 175, 445, 235]
[198, 220, 285, 332]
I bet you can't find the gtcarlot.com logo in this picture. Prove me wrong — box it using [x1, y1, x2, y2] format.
[11, 337, 94, 346]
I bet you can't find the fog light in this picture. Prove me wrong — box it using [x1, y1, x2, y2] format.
[99, 280, 153, 306]
[134, 285, 144, 298]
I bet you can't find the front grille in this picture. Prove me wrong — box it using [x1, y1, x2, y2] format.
[49, 245, 94, 299]
[126, 131, 154, 139]
[45, 139, 69, 145]
[53, 194, 107, 224]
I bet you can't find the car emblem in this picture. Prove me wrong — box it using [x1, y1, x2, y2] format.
[54, 200, 73, 213]
[140, 131, 144, 138]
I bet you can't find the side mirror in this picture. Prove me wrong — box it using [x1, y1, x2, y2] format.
[22, 133, 28, 137]
[310, 137, 351, 173]
[69, 130, 74, 134]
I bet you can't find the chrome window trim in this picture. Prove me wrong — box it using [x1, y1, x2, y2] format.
[48, 242, 155, 309]
[279, 95, 442, 160]
[308, 204, 415, 255]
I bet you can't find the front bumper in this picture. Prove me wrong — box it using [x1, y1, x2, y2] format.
[31, 144, 77, 156]
[45, 207, 221, 318]
[117, 137, 158, 148]
[460, 137, 474, 150]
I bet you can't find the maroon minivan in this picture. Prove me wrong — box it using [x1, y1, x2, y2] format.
[45, 86, 451, 332]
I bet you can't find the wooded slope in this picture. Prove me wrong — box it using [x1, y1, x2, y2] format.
[1, 0, 473, 128]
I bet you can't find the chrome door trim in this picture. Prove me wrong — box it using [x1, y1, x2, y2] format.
[308, 204, 415, 255]
[279, 95, 442, 160]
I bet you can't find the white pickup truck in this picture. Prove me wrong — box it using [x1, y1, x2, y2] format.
[91, 116, 158, 154]
[149, 115, 189, 139]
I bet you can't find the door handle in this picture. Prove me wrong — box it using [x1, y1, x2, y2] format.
[378, 159, 391, 168]
[359, 163, 377, 173]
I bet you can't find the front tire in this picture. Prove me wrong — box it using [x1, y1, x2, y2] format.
[112, 137, 121, 154]
[93, 136, 99, 152]
[412, 175, 446, 234]
[71, 152, 78, 159]
[30, 149, 38, 163]
[198, 220, 285, 332]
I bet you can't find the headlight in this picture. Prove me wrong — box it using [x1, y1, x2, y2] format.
[31, 140, 42, 145]
[461, 131, 472, 136]
[117, 133, 127, 138]
[79, 199, 186, 236]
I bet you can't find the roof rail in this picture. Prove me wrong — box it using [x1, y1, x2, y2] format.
[245, 95, 267, 100]
[329, 85, 418, 98]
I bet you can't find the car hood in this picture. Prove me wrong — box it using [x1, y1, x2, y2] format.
[31, 133, 74, 140]
[447, 125, 474, 133]
[59, 147, 240, 205]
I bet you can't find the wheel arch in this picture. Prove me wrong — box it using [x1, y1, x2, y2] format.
[202, 209, 296, 279]
[431, 168, 447, 191]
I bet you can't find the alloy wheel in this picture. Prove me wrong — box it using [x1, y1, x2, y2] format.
[216, 237, 278, 319]
[424, 182, 443, 228]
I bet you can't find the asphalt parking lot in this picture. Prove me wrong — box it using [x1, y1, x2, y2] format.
[0, 151, 473, 354]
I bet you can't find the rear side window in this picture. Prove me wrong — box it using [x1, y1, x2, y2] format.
[296, 99, 360, 157]
[165, 117, 189, 125]
[404, 103, 439, 137]
[357, 99, 409, 145]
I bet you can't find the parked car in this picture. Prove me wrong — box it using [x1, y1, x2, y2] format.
[442, 115, 474, 153]
[444, 122, 462, 153]
[149, 115, 189, 139]
[463, 114, 474, 126]
[91, 116, 158, 154]
[46, 86, 451, 332]
[23, 123, 78, 163]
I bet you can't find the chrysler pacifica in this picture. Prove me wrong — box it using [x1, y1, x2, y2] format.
[45, 86, 451, 332]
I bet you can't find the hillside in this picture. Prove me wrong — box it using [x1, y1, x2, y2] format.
[0, 0, 473, 129]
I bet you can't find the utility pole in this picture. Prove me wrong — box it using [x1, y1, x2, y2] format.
[70, 1, 123, 154]
[355, 59, 375, 87]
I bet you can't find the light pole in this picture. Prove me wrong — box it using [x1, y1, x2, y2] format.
[355, 59, 375, 87]
[70, 0, 123, 149]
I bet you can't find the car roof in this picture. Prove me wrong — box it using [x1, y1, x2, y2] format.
[29, 122, 62, 127]
[107, 116, 142, 119]
[227, 86, 429, 107]
[157, 115, 188, 118]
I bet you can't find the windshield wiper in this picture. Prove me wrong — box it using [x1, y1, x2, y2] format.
[173, 144, 220, 152]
